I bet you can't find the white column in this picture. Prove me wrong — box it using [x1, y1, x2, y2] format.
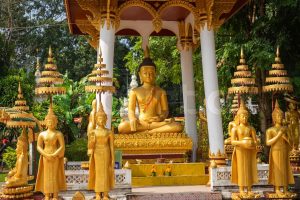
[199, 24, 224, 154]
[180, 48, 198, 162]
[98, 21, 116, 129]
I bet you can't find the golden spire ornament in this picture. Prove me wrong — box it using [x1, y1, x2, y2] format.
[13, 82, 29, 112]
[7, 82, 35, 129]
[85, 46, 115, 94]
[263, 46, 293, 93]
[228, 47, 258, 95]
[35, 46, 66, 100]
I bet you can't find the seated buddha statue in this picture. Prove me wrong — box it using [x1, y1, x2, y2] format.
[5, 129, 28, 187]
[118, 47, 183, 134]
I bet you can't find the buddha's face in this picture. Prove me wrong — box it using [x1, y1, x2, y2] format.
[139, 66, 156, 85]
[273, 112, 283, 124]
[96, 115, 107, 126]
[239, 113, 249, 124]
[45, 117, 57, 129]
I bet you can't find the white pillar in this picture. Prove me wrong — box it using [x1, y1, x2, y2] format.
[180, 48, 198, 162]
[199, 24, 224, 154]
[98, 21, 116, 129]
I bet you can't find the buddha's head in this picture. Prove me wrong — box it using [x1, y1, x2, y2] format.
[96, 102, 107, 126]
[272, 100, 283, 124]
[16, 130, 28, 154]
[138, 46, 156, 85]
[236, 100, 249, 125]
[45, 106, 58, 129]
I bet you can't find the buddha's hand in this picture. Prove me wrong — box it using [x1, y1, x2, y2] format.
[148, 116, 161, 122]
[130, 119, 138, 131]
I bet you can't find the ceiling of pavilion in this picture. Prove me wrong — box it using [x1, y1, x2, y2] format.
[65, 0, 249, 36]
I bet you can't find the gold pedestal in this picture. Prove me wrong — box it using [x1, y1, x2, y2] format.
[265, 192, 297, 199]
[290, 149, 300, 173]
[0, 184, 34, 199]
[114, 132, 193, 164]
[231, 192, 261, 200]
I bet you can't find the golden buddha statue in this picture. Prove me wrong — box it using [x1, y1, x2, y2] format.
[284, 96, 300, 150]
[231, 100, 258, 198]
[88, 102, 115, 200]
[225, 115, 239, 145]
[266, 100, 295, 198]
[35, 106, 66, 200]
[5, 129, 28, 187]
[118, 47, 183, 134]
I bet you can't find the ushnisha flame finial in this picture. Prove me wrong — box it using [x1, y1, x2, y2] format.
[144, 46, 150, 58]
[275, 45, 281, 64]
[236, 99, 249, 116]
[96, 101, 107, 119]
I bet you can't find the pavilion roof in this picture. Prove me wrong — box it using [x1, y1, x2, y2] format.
[65, 0, 249, 36]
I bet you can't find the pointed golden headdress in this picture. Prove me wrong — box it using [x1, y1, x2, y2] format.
[45, 105, 58, 122]
[236, 100, 249, 116]
[96, 102, 107, 119]
[272, 99, 283, 122]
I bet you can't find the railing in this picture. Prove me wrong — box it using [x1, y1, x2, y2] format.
[65, 161, 131, 190]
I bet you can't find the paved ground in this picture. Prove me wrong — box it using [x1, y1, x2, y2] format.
[132, 185, 211, 194]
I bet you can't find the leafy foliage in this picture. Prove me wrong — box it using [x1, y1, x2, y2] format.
[2, 146, 17, 169]
[65, 138, 88, 161]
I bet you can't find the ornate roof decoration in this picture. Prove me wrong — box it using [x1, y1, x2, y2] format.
[228, 48, 258, 95]
[262, 46, 293, 93]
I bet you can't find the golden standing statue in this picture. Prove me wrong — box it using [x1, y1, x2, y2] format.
[231, 100, 258, 198]
[266, 100, 295, 198]
[88, 102, 115, 200]
[35, 106, 66, 200]
[118, 47, 183, 134]
[284, 96, 300, 150]
[5, 130, 29, 187]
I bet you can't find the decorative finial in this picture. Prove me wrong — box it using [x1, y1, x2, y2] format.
[17, 82, 23, 99]
[48, 46, 54, 63]
[49, 46, 53, 57]
[36, 57, 40, 70]
[239, 47, 246, 64]
[97, 45, 103, 64]
[275, 46, 281, 63]
[96, 102, 107, 119]
[144, 46, 150, 58]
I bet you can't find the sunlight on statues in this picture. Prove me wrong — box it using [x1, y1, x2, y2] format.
[284, 96, 300, 150]
[88, 102, 115, 200]
[266, 100, 295, 198]
[118, 46, 183, 134]
[35, 106, 66, 200]
[5, 129, 29, 187]
[231, 100, 259, 199]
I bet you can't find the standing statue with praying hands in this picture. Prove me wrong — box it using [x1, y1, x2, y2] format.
[266, 100, 295, 198]
[35, 106, 66, 200]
